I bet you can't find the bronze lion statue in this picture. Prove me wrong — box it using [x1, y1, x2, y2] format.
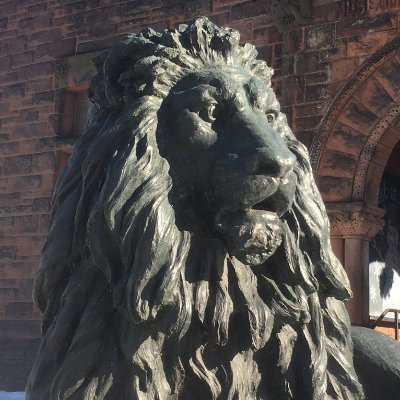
[27, 18, 367, 399]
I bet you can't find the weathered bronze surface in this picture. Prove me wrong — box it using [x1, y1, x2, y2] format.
[26, 18, 367, 399]
[351, 326, 400, 400]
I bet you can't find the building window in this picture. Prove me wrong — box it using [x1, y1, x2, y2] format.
[60, 90, 92, 138]
[54, 52, 99, 175]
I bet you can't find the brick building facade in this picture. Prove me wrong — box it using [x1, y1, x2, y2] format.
[1, 0, 400, 391]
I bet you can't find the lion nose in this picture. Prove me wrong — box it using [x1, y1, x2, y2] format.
[245, 149, 296, 177]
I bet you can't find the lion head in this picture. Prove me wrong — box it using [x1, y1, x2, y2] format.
[27, 18, 364, 400]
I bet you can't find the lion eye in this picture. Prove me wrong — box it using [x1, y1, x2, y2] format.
[199, 104, 218, 123]
[266, 113, 276, 124]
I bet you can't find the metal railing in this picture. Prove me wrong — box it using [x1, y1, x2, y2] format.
[370, 308, 400, 340]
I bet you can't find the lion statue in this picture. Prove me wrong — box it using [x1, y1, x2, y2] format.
[26, 18, 365, 400]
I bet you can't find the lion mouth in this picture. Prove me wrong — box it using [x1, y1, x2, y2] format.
[249, 172, 297, 217]
[251, 198, 274, 211]
[211, 166, 296, 221]
[250, 195, 287, 217]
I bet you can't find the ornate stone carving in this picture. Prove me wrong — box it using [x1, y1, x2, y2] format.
[310, 36, 400, 172]
[54, 58, 67, 83]
[327, 202, 385, 239]
[54, 51, 101, 89]
[27, 18, 366, 400]
[352, 103, 400, 201]
[270, 0, 312, 32]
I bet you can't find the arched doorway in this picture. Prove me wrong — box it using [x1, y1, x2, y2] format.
[310, 37, 400, 325]
[369, 140, 400, 338]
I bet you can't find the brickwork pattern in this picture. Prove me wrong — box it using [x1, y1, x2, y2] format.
[281, 1, 400, 150]
[1, 0, 400, 391]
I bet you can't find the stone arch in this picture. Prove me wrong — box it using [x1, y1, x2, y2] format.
[309, 37, 400, 326]
[310, 36, 400, 206]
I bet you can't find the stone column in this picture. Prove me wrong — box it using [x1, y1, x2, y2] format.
[326, 202, 385, 326]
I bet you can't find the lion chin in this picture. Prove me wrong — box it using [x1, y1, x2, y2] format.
[26, 17, 365, 400]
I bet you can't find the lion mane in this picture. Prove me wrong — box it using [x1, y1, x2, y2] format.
[27, 18, 364, 400]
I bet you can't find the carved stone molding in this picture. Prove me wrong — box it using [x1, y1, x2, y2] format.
[54, 59, 68, 82]
[327, 202, 385, 239]
[270, 0, 312, 32]
[54, 137, 78, 153]
[55, 51, 102, 90]
[352, 103, 400, 201]
[310, 36, 400, 171]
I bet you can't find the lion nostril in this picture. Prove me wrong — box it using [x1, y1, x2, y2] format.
[261, 159, 284, 176]
[251, 153, 295, 177]
[276, 154, 296, 176]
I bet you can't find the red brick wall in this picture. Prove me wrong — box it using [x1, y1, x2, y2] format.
[280, 1, 400, 148]
[1, 0, 399, 391]
[0, 0, 280, 391]
[374, 320, 399, 341]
